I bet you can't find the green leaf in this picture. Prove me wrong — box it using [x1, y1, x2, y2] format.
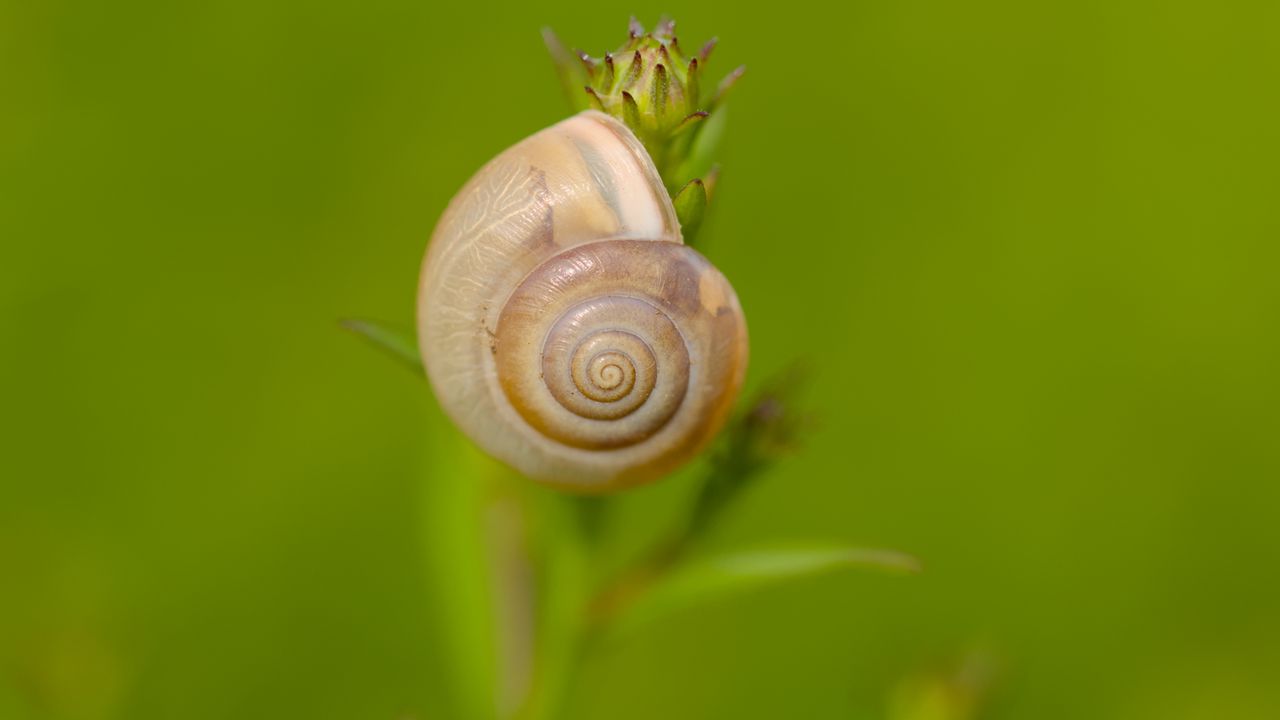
[672, 110, 709, 136]
[419, 443, 502, 720]
[713, 65, 747, 107]
[610, 542, 919, 636]
[542, 27, 591, 112]
[676, 103, 728, 184]
[672, 178, 708, 245]
[340, 318, 423, 376]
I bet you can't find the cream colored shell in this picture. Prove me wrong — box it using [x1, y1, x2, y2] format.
[417, 111, 748, 491]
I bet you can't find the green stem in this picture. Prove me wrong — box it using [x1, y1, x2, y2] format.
[512, 494, 594, 720]
[586, 536, 686, 628]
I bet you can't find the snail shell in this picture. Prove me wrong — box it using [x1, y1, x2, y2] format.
[417, 111, 748, 491]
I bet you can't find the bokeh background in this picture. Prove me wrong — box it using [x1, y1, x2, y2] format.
[3, 1, 1278, 718]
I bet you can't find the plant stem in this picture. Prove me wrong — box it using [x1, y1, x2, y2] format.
[511, 493, 594, 720]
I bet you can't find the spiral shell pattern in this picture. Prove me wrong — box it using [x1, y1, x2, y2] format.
[418, 112, 747, 491]
[497, 239, 734, 452]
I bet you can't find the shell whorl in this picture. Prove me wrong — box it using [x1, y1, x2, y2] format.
[418, 111, 747, 491]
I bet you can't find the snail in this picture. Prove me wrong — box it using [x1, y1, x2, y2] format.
[417, 111, 748, 491]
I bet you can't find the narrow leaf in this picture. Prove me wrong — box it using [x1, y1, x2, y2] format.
[651, 64, 669, 119]
[686, 58, 701, 111]
[672, 178, 708, 245]
[340, 318, 423, 376]
[669, 35, 684, 59]
[602, 53, 616, 89]
[611, 542, 919, 636]
[584, 86, 606, 112]
[620, 91, 641, 131]
[676, 103, 728, 182]
[714, 65, 747, 108]
[658, 43, 673, 67]
[673, 110, 709, 136]
[542, 28, 590, 111]
[702, 163, 721, 201]
[575, 48, 597, 77]
[623, 50, 644, 89]
[700, 37, 718, 64]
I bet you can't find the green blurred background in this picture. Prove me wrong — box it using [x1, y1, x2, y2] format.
[3, 0, 1278, 718]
